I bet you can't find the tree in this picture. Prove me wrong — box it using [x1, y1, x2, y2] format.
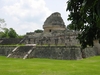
[66, 0, 100, 48]
[0, 32, 4, 38]
[0, 19, 6, 32]
[18, 35, 25, 38]
[1, 28, 9, 38]
[34, 29, 43, 33]
[67, 24, 75, 30]
[0, 19, 22, 38]
[8, 28, 18, 38]
[0, 19, 7, 38]
[0, 28, 18, 38]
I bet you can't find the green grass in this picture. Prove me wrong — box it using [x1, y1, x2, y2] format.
[0, 56, 100, 75]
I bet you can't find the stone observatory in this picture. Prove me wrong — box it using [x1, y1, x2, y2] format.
[43, 12, 66, 32]
[0, 12, 98, 60]
[25, 12, 80, 46]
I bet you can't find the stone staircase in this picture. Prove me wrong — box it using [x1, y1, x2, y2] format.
[19, 37, 26, 44]
[23, 47, 34, 59]
[7, 46, 19, 58]
[7, 46, 34, 59]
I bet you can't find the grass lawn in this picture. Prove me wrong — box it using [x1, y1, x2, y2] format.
[0, 56, 100, 75]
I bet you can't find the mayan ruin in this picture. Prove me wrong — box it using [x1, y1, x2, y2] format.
[26, 12, 80, 46]
[0, 12, 100, 60]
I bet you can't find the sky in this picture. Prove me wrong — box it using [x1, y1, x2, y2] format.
[0, 0, 70, 35]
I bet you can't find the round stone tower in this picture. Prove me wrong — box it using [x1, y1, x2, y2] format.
[43, 12, 66, 32]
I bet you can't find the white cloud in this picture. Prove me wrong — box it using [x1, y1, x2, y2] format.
[1, 0, 52, 35]
[3, 0, 52, 18]
[17, 22, 42, 34]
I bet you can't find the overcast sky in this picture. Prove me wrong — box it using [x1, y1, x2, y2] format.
[0, 0, 70, 35]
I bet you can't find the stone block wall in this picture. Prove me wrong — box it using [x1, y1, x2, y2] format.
[0, 38, 23, 45]
[0, 46, 99, 60]
[0, 46, 15, 56]
[10, 46, 33, 58]
[81, 47, 96, 58]
[28, 46, 98, 60]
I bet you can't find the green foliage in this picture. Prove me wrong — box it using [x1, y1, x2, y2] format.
[0, 19, 19, 38]
[0, 19, 7, 38]
[34, 29, 43, 33]
[0, 32, 4, 38]
[0, 56, 100, 75]
[0, 28, 18, 38]
[18, 35, 25, 38]
[8, 28, 18, 38]
[67, 0, 100, 48]
[0, 18, 6, 31]
[67, 24, 75, 30]
[1, 28, 9, 38]
[0, 18, 25, 39]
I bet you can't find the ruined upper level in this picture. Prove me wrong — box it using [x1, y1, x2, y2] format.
[43, 12, 66, 32]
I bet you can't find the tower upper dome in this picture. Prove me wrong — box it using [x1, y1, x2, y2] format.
[43, 12, 65, 26]
[43, 12, 66, 32]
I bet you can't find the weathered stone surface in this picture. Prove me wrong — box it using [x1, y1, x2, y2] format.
[9, 46, 34, 58]
[43, 12, 66, 32]
[25, 12, 80, 46]
[0, 46, 99, 60]
[0, 46, 15, 56]
[44, 12, 65, 26]
[82, 47, 96, 58]
[0, 38, 23, 45]
[28, 46, 98, 60]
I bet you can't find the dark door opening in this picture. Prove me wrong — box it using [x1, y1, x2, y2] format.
[49, 29, 51, 32]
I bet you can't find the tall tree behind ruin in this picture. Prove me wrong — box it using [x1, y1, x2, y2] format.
[66, 0, 100, 49]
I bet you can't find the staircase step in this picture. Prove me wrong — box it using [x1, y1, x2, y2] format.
[7, 46, 19, 58]
[23, 47, 34, 59]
